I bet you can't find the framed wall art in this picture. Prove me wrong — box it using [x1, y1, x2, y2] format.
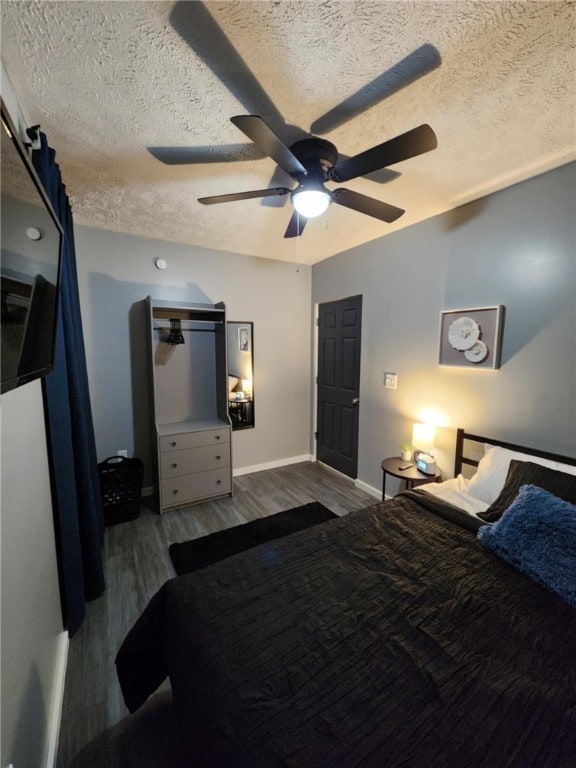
[439, 306, 505, 369]
[238, 326, 250, 352]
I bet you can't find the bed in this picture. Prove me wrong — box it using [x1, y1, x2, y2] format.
[115, 429, 576, 768]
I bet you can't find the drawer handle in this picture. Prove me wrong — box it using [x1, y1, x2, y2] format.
[215, 455, 221, 460]
[215, 435, 221, 441]
[172, 489, 179, 495]
[171, 463, 178, 469]
[216, 479, 221, 485]
[170, 441, 177, 447]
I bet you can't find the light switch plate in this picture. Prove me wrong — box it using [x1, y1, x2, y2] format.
[384, 372, 397, 389]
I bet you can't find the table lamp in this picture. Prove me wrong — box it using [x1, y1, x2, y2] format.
[412, 423, 437, 474]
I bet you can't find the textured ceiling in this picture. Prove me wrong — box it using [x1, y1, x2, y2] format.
[1, 1, 574, 265]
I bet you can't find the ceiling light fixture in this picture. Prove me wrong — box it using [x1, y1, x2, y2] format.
[292, 187, 331, 219]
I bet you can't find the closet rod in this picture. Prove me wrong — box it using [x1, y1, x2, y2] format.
[153, 318, 223, 323]
[153, 326, 215, 333]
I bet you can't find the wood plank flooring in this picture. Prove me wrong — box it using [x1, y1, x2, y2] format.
[57, 461, 377, 767]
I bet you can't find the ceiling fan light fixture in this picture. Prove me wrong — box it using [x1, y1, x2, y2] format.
[292, 188, 331, 219]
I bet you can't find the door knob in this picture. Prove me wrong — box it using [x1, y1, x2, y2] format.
[352, 397, 360, 405]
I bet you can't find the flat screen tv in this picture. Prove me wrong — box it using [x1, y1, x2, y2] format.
[1, 100, 63, 394]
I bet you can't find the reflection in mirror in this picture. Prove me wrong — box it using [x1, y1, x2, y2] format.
[227, 321, 254, 430]
[1, 104, 62, 393]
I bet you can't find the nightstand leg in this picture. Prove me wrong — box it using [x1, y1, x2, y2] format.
[382, 473, 386, 501]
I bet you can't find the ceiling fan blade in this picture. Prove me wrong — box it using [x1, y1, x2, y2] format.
[261, 165, 294, 207]
[148, 144, 262, 165]
[331, 124, 437, 183]
[332, 188, 405, 223]
[334, 154, 402, 185]
[198, 187, 291, 205]
[311, 44, 441, 135]
[231, 116, 307, 177]
[284, 210, 308, 238]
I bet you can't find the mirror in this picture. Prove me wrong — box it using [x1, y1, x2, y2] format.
[227, 321, 254, 430]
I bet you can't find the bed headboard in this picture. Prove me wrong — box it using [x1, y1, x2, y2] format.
[454, 428, 576, 477]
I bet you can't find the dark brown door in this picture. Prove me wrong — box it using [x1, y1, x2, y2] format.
[316, 295, 362, 478]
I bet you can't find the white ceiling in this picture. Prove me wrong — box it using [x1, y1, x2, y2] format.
[1, 1, 574, 265]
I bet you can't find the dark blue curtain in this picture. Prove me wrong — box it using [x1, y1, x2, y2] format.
[33, 133, 105, 636]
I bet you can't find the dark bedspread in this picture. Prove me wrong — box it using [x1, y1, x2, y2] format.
[116, 492, 576, 768]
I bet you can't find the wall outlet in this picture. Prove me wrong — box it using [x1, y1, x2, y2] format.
[117, 449, 128, 458]
[384, 372, 397, 389]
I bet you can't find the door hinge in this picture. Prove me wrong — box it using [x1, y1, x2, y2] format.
[314, 431, 318, 440]
[315, 317, 319, 326]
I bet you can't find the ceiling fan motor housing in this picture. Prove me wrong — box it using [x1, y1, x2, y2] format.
[289, 138, 338, 179]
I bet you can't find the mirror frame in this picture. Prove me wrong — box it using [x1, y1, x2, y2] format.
[227, 321, 254, 430]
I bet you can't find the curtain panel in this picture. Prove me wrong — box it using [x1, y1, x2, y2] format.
[33, 133, 105, 636]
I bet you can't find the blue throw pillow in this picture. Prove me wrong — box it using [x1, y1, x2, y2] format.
[478, 484, 576, 607]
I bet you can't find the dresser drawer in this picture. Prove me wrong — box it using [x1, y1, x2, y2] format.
[159, 428, 230, 453]
[161, 468, 232, 507]
[160, 444, 230, 479]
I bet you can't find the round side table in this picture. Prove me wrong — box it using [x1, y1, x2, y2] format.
[381, 457, 441, 500]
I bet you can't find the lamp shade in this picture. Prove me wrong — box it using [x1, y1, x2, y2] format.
[412, 422, 435, 451]
[292, 188, 331, 218]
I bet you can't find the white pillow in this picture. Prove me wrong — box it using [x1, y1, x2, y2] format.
[420, 476, 489, 516]
[467, 444, 576, 505]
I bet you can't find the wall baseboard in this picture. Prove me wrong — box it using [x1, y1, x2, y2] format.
[315, 461, 350, 482]
[315, 461, 381, 500]
[45, 630, 69, 768]
[233, 454, 313, 477]
[354, 478, 381, 499]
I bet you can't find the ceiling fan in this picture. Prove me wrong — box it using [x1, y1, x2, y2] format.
[198, 115, 437, 238]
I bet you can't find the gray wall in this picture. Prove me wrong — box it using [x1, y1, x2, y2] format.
[74, 226, 312, 485]
[313, 163, 576, 495]
[1, 383, 64, 767]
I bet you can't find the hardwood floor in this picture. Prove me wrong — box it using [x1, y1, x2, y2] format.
[56, 461, 377, 767]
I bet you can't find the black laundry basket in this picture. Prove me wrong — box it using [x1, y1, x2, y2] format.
[98, 456, 143, 526]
